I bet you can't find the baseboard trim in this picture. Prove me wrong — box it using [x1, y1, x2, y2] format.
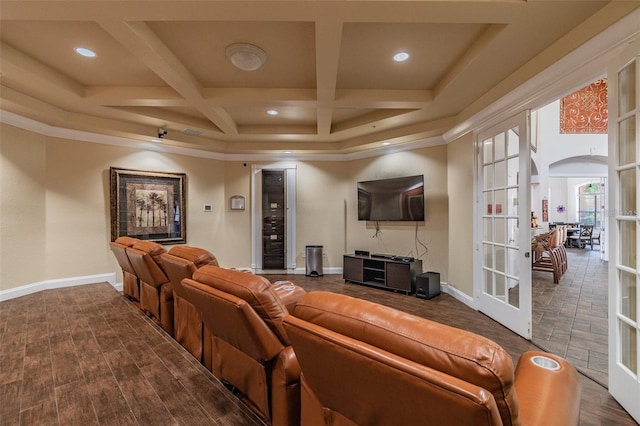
[257, 267, 343, 276]
[0, 272, 118, 301]
[441, 282, 476, 309]
[292, 267, 343, 276]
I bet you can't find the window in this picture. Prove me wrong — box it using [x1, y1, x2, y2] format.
[578, 182, 604, 228]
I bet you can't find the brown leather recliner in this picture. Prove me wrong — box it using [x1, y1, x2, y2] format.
[159, 246, 219, 370]
[125, 241, 174, 336]
[283, 291, 581, 426]
[181, 265, 306, 426]
[109, 236, 141, 301]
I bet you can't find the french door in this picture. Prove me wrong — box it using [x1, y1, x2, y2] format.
[608, 36, 640, 423]
[475, 112, 532, 339]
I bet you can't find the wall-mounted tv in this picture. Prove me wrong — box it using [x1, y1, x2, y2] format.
[357, 175, 424, 221]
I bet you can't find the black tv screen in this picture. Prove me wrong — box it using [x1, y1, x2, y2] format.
[357, 175, 424, 221]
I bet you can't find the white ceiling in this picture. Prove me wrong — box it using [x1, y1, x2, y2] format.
[1, 1, 639, 157]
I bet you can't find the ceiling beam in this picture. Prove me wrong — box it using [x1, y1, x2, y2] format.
[314, 18, 343, 136]
[98, 20, 238, 135]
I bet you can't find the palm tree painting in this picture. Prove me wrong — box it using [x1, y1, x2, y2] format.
[135, 189, 169, 228]
[111, 167, 186, 244]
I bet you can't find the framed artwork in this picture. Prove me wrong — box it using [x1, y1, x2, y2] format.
[110, 167, 187, 244]
[542, 199, 549, 222]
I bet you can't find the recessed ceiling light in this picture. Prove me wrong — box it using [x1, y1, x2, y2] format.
[267, 109, 279, 116]
[382, 141, 391, 146]
[393, 51, 409, 62]
[75, 47, 96, 58]
[284, 151, 292, 154]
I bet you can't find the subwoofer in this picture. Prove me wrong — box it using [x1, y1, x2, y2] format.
[415, 272, 440, 299]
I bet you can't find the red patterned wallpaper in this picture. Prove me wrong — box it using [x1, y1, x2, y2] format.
[560, 79, 608, 134]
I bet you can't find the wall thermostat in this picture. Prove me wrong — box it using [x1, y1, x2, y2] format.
[203, 204, 213, 212]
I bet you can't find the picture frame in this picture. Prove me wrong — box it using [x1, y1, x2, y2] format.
[110, 167, 187, 244]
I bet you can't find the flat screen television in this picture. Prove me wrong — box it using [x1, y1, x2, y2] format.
[357, 175, 424, 221]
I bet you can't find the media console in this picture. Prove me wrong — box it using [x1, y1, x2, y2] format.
[343, 254, 422, 295]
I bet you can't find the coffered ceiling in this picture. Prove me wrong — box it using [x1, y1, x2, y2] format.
[1, 1, 638, 157]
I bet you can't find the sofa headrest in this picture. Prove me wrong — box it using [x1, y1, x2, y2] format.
[109, 240, 137, 275]
[113, 236, 140, 247]
[167, 245, 219, 268]
[192, 265, 290, 344]
[291, 291, 520, 425]
[126, 241, 168, 285]
[131, 241, 166, 262]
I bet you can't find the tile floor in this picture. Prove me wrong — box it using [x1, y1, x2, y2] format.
[531, 246, 609, 386]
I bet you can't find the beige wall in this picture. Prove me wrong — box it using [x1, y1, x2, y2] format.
[446, 133, 474, 297]
[1, 123, 458, 296]
[294, 161, 350, 270]
[1, 124, 47, 289]
[1, 124, 229, 289]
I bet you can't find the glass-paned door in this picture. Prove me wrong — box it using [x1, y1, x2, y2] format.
[608, 37, 640, 423]
[578, 182, 605, 229]
[475, 112, 532, 339]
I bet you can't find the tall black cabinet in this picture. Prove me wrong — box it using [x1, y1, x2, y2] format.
[262, 170, 286, 269]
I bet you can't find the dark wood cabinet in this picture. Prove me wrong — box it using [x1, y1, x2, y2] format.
[343, 254, 422, 295]
[263, 170, 285, 269]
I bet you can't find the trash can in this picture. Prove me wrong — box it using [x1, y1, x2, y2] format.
[305, 245, 323, 277]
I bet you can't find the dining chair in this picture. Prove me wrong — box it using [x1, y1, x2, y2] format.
[568, 225, 593, 249]
[590, 228, 602, 249]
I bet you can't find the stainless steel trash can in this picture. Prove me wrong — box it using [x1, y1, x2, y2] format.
[305, 245, 323, 276]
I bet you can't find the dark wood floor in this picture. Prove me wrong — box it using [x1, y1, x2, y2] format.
[1, 269, 636, 425]
[0, 283, 262, 426]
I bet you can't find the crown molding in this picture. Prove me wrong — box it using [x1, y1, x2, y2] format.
[1, 109, 445, 162]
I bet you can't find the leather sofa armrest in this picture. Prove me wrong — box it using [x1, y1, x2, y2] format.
[273, 345, 301, 384]
[514, 351, 581, 426]
[271, 346, 301, 426]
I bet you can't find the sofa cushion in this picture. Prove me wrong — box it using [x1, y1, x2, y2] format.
[291, 291, 520, 425]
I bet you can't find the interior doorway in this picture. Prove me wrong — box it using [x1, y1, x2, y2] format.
[529, 84, 609, 386]
[250, 164, 297, 273]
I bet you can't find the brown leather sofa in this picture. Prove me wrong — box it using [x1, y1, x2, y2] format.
[160, 246, 219, 369]
[125, 241, 174, 336]
[181, 265, 305, 426]
[109, 236, 141, 301]
[283, 291, 581, 426]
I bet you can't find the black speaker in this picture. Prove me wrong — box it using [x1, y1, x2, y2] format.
[415, 272, 440, 299]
